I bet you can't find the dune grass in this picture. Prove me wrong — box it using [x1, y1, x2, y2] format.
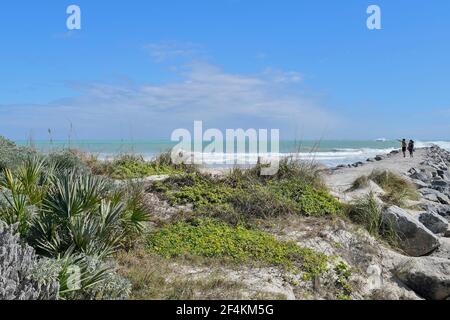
[350, 170, 419, 207]
[349, 175, 370, 191]
[347, 193, 400, 247]
[369, 170, 419, 206]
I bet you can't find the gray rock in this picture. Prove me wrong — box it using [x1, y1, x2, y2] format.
[382, 206, 440, 256]
[395, 257, 450, 300]
[426, 203, 450, 218]
[410, 172, 430, 183]
[430, 237, 450, 259]
[411, 179, 429, 189]
[375, 155, 384, 161]
[419, 211, 449, 234]
[419, 188, 450, 205]
[432, 178, 449, 188]
[437, 170, 446, 179]
[423, 193, 440, 203]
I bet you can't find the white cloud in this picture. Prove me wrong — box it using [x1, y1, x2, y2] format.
[0, 61, 339, 139]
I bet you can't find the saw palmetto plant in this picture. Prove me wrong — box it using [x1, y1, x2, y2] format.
[0, 155, 147, 299]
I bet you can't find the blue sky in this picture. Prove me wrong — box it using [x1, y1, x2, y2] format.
[1, 0, 449, 140]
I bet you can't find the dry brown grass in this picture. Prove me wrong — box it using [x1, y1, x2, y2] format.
[115, 248, 246, 300]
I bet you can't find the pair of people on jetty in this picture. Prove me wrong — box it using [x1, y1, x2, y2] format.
[398, 139, 415, 158]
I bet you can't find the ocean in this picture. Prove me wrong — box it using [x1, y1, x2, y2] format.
[15, 140, 450, 168]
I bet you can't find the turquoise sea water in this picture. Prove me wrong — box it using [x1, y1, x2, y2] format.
[15, 140, 450, 167]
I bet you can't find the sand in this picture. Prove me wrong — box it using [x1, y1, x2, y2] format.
[323, 148, 427, 202]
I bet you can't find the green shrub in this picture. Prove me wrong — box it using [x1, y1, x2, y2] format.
[269, 179, 344, 216]
[29, 173, 134, 258]
[97, 154, 183, 179]
[1, 159, 148, 258]
[45, 150, 90, 174]
[154, 169, 342, 221]
[153, 173, 232, 207]
[0, 136, 36, 172]
[0, 149, 142, 300]
[109, 182, 150, 248]
[147, 219, 329, 278]
[0, 187, 35, 236]
[228, 184, 297, 219]
[334, 261, 353, 299]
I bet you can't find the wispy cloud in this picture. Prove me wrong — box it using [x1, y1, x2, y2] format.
[0, 59, 339, 139]
[144, 41, 205, 62]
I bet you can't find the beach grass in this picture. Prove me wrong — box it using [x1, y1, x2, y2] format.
[369, 170, 419, 206]
[347, 192, 400, 247]
[350, 170, 419, 207]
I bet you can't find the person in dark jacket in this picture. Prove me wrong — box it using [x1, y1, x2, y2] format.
[408, 140, 415, 158]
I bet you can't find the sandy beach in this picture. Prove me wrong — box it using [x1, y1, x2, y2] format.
[324, 148, 428, 201]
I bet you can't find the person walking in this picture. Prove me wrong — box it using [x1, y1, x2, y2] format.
[408, 140, 415, 158]
[398, 139, 407, 157]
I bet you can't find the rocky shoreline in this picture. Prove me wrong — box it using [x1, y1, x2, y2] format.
[327, 145, 450, 300]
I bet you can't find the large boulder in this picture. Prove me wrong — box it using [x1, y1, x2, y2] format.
[419, 211, 449, 234]
[382, 206, 440, 256]
[395, 257, 450, 300]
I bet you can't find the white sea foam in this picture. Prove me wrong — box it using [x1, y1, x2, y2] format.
[92, 141, 450, 168]
[415, 141, 450, 151]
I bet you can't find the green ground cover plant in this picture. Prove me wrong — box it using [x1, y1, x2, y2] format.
[94, 154, 183, 179]
[152, 160, 344, 222]
[147, 218, 329, 278]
